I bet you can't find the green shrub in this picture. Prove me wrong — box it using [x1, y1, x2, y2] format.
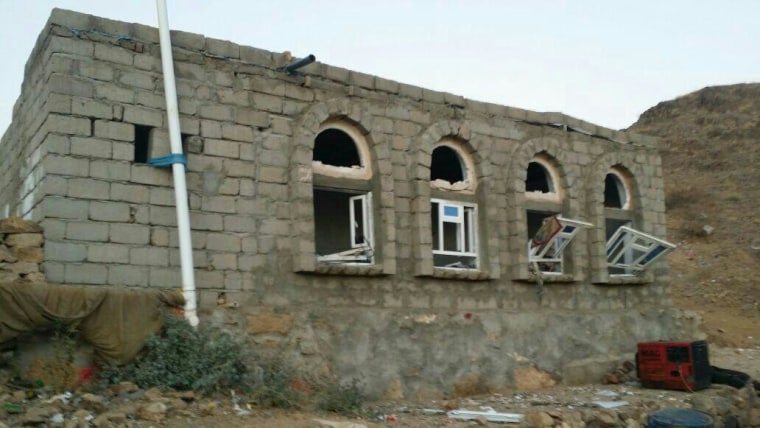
[247, 357, 307, 409]
[316, 378, 364, 416]
[102, 315, 247, 394]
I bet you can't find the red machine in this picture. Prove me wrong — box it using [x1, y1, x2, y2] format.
[636, 340, 711, 391]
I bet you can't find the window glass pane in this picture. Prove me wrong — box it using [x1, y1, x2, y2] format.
[464, 208, 473, 252]
[443, 221, 461, 252]
[352, 197, 365, 245]
[443, 205, 459, 218]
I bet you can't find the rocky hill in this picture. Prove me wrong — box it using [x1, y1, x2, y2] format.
[629, 83, 760, 347]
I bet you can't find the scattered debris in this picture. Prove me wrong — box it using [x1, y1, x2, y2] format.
[447, 407, 524, 423]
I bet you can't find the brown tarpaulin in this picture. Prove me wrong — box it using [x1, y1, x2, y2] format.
[0, 282, 185, 364]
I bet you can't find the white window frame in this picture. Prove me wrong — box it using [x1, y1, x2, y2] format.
[316, 191, 374, 264]
[431, 199, 478, 268]
[606, 225, 675, 275]
[349, 193, 372, 249]
[528, 215, 592, 275]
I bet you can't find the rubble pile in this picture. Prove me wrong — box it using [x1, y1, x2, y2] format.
[1, 376, 757, 427]
[0, 217, 45, 283]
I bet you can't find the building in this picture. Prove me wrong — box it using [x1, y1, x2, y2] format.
[0, 9, 698, 398]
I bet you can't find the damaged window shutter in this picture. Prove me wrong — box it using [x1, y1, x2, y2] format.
[605, 226, 676, 273]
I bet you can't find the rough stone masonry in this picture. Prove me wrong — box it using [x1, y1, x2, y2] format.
[0, 8, 701, 398]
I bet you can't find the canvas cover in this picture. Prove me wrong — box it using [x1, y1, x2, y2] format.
[0, 281, 184, 364]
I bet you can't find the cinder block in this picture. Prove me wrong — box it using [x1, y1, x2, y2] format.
[48, 74, 93, 98]
[209, 253, 237, 270]
[204, 139, 240, 158]
[206, 232, 241, 252]
[42, 197, 89, 220]
[46, 93, 72, 114]
[66, 221, 109, 242]
[68, 178, 109, 200]
[43, 114, 91, 136]
[205, 37, 240, 59]
[284, 85, 314, 102]
[70, 137, 112, 159]
[45, 241, 86, 262]
[119, 71, 155, 91]
[65, 263, 108, 284]
[94, 44, 134, 65]
[71, 97, 112, 119]
[201, 195, 237, 214]
[49, 8, 93, 29]
[94, 84, 134, 104]
[129, 165, 172, 186]
[149, 267, 181, 288]
[109, 223, 150, 245]
[189, 212, 223, 231]
[221, 124, 254, 142]
[258, 166, 287, 184]
[199, 105, 233, 121]
[78, 60, 114, 81]
[240, 46, 273, 65]
[109, 264, 149, 286]
[130, 247, 169, 266]
[194, 269, 224, 289]
[149, 205, 178, 226]
[89, 201, 131, 222]
[110, 183, 148, 203]
[223, 216, 255, 233]
[42, 154, 89, 176]
[94, 120, 134, 141]
[87, 243, 129, 263]
[90, 160, 131, 181]
[124, 105, 164, 127]
[252, 93, 283, 113]
[247, 76, 286, 96]
[149, 187, 176, 206]
[170, 30, 205, 50]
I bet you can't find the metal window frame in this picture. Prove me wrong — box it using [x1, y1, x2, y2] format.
[606, 225, 675, 274]
[529, 215, 592, 274]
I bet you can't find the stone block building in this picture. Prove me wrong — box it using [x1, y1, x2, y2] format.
[0, 9, 698, 398]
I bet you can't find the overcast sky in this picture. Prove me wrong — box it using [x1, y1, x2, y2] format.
[0, 1, 758, 134]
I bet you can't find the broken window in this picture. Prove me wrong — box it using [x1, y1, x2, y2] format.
[431, 199, 477, 269]
[314, 188, 373, 264]
[431, 145, 465, 184]
[604, 172, 628, 208]
[429, 140, 479, 270]
[311, 122, 375, 266]
[528, 214, 591, 275]
[606, 226, 676, 274]
[313, 128, 362, 168]
[526, 161, 555, 194]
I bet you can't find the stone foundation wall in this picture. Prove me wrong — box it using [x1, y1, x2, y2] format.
[0, 217, 45, 283]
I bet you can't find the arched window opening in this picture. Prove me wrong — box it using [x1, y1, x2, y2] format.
[601, 167, 675, 277]
[313, 128, 362, 168]
[604, 173, 627, 208]
[429, 142, 478, 270]
[526, 161, 555, 193]
[431, 146, 465, 184]
[312, 124, 374, 265]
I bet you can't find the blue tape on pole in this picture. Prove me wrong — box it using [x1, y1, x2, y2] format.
[147, 153, 187, 168]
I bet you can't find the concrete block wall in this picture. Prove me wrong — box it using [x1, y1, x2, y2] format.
[0, 8, 688, 397]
